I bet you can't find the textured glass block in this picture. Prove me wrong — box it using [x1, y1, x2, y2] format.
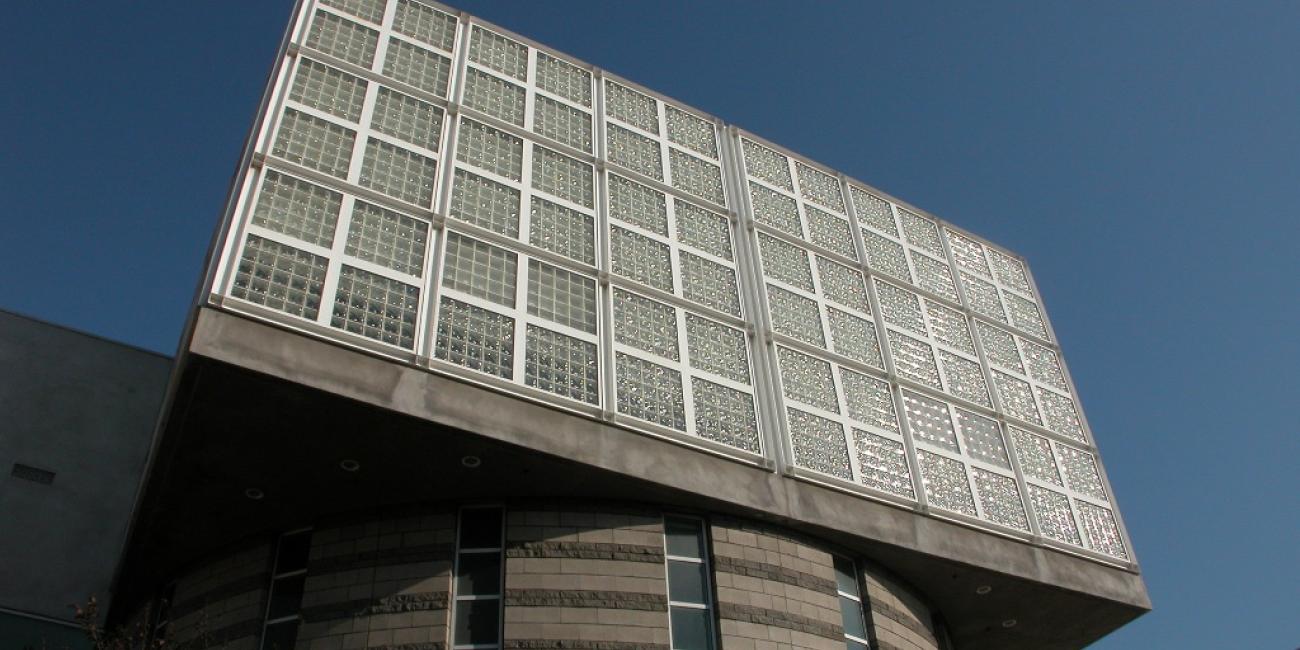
[787, 409, 851, 480]
[290, 58, 366, 122]
[607, 123, 663, 180]
[818, 258, 870, 313]
[972, 468, 1029, 530]
[685, 314, 750, 384]
[449, 168, 520, 238]
[806, 206, 856, 260]
[827, 308, 882, 369]
[359, 138, 437, 206]
[976, 322, 1023, 373]
[1010, 427, 1063, 486]
[525, 324, 598, 404]
[616, 353, 685, 430]
[1058, 445, 1105, 499]
[674, 201, 732, 260]
[1021, 339, 1068, 390]
[741, 138, 792, 190]
[608, 174, 667, 235]
[609, 225, 672, 292]
[457, 118, 523, 180]
[988, 248, 1033, 296]
[382, 38, 450, 96]
[305, 10, 377, 68]
[680, 252, 740, 316]
[766, 284, 825, 348]
[665, 106, 717, 158]
[1077, 502, 1127, 558]
[536, 51, 591, 106]
[841, 371, 899, 432]
[331, 265, 419, 348]
[993, 371, 1040, 425]
[888, 331, 942, 390]
[758, 232, 813, 291]
[670, 149, 726, 206]
[939, 350, 991, 407]
[918, 451, 976, 516]
[945, 229, 992, 278]
[911, 252, 958, 302]
[748, 182, 802, 238]
[528, 197, 594, 265]
[897, 208, 944, 256]
[956, 410, 1009, 468]
[434, 296, 514, 379]
[875, 279, 926, 335]
[320, 0, 386, 24]
[692, 378, 759, 453]
[853, 429, 913, 498]
[532, 94, 592, 152]
[272, 109, 355, 179]
[604, 81, 659, 133]
[371, 86, 442, 150]
[393, 0, 457, 51]
[532, 146, 594, 208]
[925, 301, 974, 354]
[527, 260, 597, 333]
[441, 232, 517, 307]
[795, 162, 846, 213]
[232, 235, 327, 319]
[902, 390, 957, 452]
[344, 201, 428, 276]
[252, 170, 341, 248]
[850, 187, 897, 237]
[1028, 485, 1080, 545]
[468, 26, 527, 81]
[778, 347, 839, 413]
[1005, 292, 1048, 339]
[613, 288, 678, 360]
[462, 67, 526, 126]
[962, 273, 1007, 323]
[862, 230, 912, 284]
[1037, 388, 1085, 441]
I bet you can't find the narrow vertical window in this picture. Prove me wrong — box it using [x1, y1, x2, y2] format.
[261, 529, 311, 650]
[452, 507, 504, 649]
[663, 517, 715, 650]
[834, 557, 870, 650]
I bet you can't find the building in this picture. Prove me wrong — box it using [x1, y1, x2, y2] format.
[57, 1, 1148, 649]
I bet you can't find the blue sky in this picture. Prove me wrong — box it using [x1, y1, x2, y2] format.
[2, 2, 1297, 647]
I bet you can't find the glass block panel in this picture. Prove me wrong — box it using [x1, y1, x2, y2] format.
[670, 149, 726, 205]
[382, 38, 450, 96]
[1058, 445, 1105, 499]
[787, 408, 851, 480]
[665, 105, 717, 158]
[988, 248, 1033, 296]
[344, 201, 428, 276]
[232, 235, 327, 319]
[962, 273, 1007, 323]
[358, 138, 437, 206]
[778, 347, 839, 413]
[525, 324, 599, 404]
[875, 279, 926, 335]
[976, 322, 1023, 373]
[252, 170, 341, 248]
[853, 429, 913, 498]
[532, 146, 594, 208]
[1028, 485, 1080, 545]
[457, 118, 523, 180]
[527, 260, 597, 333]
[536, 51, 591, 106]
[902, 390, 957, 452]
[449, 168, 520, 238]
[692, 378, 759, 453]
[766, 284, 825, 348]
[675, 201, 732, 261]
[1021, 339, 1068, 390]
[371, 86, 442, 150]
[841, 370, 899, 433]
[1077, 502, 1127, 558]
[613, 288, 678, 360]
[608, 174, 667, 235]
[806, 206, 856, 260]
[850, 187, 897, 237]
[742, 138, 792, 190]
[604, 80, 659, 133]
[1037, 388, 1084, 441]
[897, 208, 944, 256]
[795, 162, 846, 213]
[945, 230, 992, 278]
[938, 350, 991, 407]
[320, 0, 385, 24]
[918, 451, 976, 516]
[827, 308, 882, 369]
[468, 26, 527, 81]
[1005, 292, 1049, 339]
[462, 67, 526, 126]
[911, 252, 958, 302]
[609, 225, 673, 292]
[528, 197, 594, 265]
[680, 252, 740, 316]
[272, 108, 355, 179]
[615, 353, 685, 430]
[758, 232, 813, 291]
[290, 58, 366, 122]
[442, 232, 517, 307]
[607, 123, 663, 180]
[955, 409, 1009, 468]
[925, 301, 974, 354]
[972, 468, 1029, 530]
[818, 258, 870, 313]
[748, 182, 802, 238]
[533, 94, 592, 152]
[330, 265, 419, 348]
[1011, 427, 1063, 486]
[993, 371, 1040, 425]
[393, 0, 457, 51]
[888, 331, 942, 390]
[305, 10, 377, 68]
[685, 314, 750, 384]
[862, 230, 912, 284]
[435, 296, 514, 379]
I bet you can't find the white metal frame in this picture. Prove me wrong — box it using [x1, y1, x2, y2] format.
[449, 505, 505, 650]
[661, 515, 717, 650]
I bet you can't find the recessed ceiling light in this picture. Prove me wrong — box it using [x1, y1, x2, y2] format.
[244, 487, 265, 500]
[461, 455, 482, 469]
[339, 459, 361, 472]
[1002, 619, 1017, 628]
[975, 585, 992, 595]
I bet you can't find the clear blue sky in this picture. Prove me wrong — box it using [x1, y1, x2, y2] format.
[2, 2, 1296, 647]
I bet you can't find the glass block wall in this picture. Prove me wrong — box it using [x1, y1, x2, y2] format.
[210, 0, 1131, 565]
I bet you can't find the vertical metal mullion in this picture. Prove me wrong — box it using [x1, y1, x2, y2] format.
[593, 70, 618, 422]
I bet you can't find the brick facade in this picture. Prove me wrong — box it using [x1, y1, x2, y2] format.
[860, 564, 942, 650]
[168, 542, 273, 650]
